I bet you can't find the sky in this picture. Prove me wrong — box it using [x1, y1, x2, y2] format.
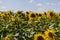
[0, 0, 60, 12]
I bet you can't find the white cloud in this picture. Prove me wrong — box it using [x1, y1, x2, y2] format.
[0, 1, 2, 4]
[37, 3, 43, 7]
[46, 3, 50, 5]
[58, 2, 60, 4]
[29, 0, 34, 3]
[38, 8, 45, 12]
[46, 2, 56, 6]
[1, 6, 6, 9]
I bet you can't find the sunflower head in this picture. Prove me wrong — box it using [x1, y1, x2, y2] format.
[26, 11, 29, 14]
[5, 35, 10, 40]
[36, 13, 38, 16]
[57, 12, 60, 19]
[30, 13, 36, 17]
[0, 11, 2, 14]
[38, 13, 42, 17]
[11, 17, 16, 22]
[29, 11, 36, 18]
[44, 12, 47, 15]
[34, 33, 45, 40]
[37, 13, 42, 20]
[48, 32, 54, 38]
[28, 18, 34, 24]
[47, 10, 54, 19]
[16, 10, 23, 14]
[6, 10, 12, 15]
[42, 12, 47, 18]
[45, 29, 54, 39]
[37, 36, 45, 40]
[43, 12, 47, 16]
[1, 13, 5, 17]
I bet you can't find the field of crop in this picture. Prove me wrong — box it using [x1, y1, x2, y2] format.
[0, 10, 60, 40]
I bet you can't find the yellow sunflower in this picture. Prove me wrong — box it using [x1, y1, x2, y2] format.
[45, 29, 55, 39]
[16, 10, 22, 14]
[0, 11, 2, 16]
[36, 13, 38, 17]
[56, 12, 60, 19]
[16, 10, 23, 17]
[34, 33, 46, 40]
[5, 35, 10, 40]
[1, 13, 5, 17]
[38, 13, 42, 20]
[29, 11, 36, 18]
[28, 11, 36, 23]
[28, 17, 34, 23]
[25, 11, 29, 17]
[43, 12, 47, 17]
[47, 10, 54, 19]
[6, 10, 12, 15]
[11, 17, 16, 22]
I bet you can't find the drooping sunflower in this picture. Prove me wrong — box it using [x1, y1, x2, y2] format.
[45, 29, 55, 39]
[47, 10, 54, 19]
[5, 35, 11, 40]
[34, 33, 45, 40]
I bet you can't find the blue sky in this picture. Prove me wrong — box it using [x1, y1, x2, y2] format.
[0, 0, 60, 12]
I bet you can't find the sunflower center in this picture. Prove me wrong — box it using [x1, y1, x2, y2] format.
[48, 32, 53, 38]
[26, 12, 29, 14]
[50, 12, 53, 17]
[31, 13, 35, 17]
[17, 12, 21, 14]
[37, 36, 44, 40]
[36, 13, 38, 16]
[44, 12, 46, 15]
[39, 14, 42, 16]
[59, 14, 60, 16]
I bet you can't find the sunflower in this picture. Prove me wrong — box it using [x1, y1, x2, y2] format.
[5, 35, 10, 40]
[26, 11, 29, 14]
[56, 12, 60, 19]
[16, 10, 23, 14]
[1, 13, 5, 17]
[16, 10, 23, 17]
[25, 12, 29, 17]
[28, 17, 34, 23]
[47, 10, 54, 19]
[6, 10, 12, 15]
[43, 12, 47, 16]
[36, 13, 38, 16]
[34, 33, 45, 40]
[45, 29, 55, 39]
[38, 13, 42, 20]
[11, 17, 16, 22]
[29, 11, 36, 18]
[28, 11, 36, 23]
[0, 11, 2, 16]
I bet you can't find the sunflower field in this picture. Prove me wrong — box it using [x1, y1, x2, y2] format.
[0, 10, 60, 40]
